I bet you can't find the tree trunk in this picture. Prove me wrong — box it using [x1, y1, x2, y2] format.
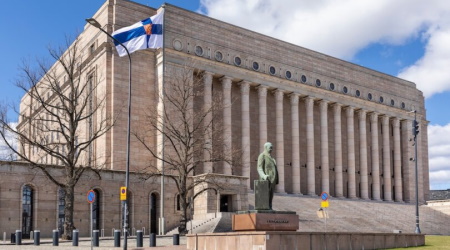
[62, 185, 76, 240]
[178, 192, 188, 235]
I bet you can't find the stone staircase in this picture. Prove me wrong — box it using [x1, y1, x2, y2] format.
[167, 192, 450, 235]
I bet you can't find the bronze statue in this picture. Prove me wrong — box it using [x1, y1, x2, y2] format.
[257, 142, 278, 209]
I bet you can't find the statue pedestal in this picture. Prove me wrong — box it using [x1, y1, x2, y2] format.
[232, 210, 299, 231]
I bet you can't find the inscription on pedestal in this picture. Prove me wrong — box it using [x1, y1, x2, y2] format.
[232, 212, 299, 231]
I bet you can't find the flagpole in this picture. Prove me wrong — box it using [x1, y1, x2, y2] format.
[85, 18, 132, 250]
[160, 5, 166, 236]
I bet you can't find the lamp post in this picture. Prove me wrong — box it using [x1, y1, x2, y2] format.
[413, 110, 421, 234]
[86, 18, 133, 249]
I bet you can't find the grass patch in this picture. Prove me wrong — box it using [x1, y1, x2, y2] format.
[387, 235, 450, 249]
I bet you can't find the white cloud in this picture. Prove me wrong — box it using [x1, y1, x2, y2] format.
[398, 22, 450, 98]
[428, 124, 450, 190]
[0, 122, 17, 161]
[200, 0, 450, 96]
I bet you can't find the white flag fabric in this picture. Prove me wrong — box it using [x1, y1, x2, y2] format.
[112, 9, 164, 57]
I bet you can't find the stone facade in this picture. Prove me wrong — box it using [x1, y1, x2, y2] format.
[4, 0, 429, 238]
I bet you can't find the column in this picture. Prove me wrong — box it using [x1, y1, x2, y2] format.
[221, 76, 232, 175]
[370, 112, 381, 201]
[258, 86, 268, 152]
[320, 100, 329, 194]
[275, 90, 285, 193]
[305, 96, 315, 196]
[346, 106, 357, 199]
[240, 81, 251, 189]
[417, 120, 424, 203]
[393, 118, 403, 202]
[203, 72, 213, 173]
[401, 120, 414, 202]
[359, 109, 369, 200]
[334, 104, 343, 198]
[290, 94, 301, 194]
[382, 115, 392, 201]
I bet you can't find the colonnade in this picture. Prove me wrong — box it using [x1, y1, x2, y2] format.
[201, 72, 414, 202]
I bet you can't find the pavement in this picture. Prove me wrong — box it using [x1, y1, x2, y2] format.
[0, 236, 187, 250]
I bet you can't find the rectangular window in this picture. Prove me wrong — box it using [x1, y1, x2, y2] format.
[89, 43, 96, 55]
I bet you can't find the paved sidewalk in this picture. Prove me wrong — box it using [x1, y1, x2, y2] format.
[0, 236, 186, 249]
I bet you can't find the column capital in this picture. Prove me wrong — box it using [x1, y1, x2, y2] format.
[358, 109, 367, 118]
[345, 106, 355, 116]
[304, 96, 315, 108]
[274, 89, 284, 101]
[332, 103, 342, 110]
[203, 71, 214, 80]
[257, 85, 268, 97]
[382, 115, 390, 124]
[370, 112, 379, 122]
[392, 117, 400, 127]
[220, 76, 232, 89]
[289, 93, 299, 105]
[319, 100, 329, 111]
[239, 81, 250, 94]
[203, 71, 213, 88]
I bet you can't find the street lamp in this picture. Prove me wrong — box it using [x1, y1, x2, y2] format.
[411, 109, 421, 234]
[86, 18, 133, 249]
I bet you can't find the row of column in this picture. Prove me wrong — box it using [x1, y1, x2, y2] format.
[202, 72, 407, 201]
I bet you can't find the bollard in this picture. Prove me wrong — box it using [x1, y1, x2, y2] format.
[173, 233, 180, 245]
[136, 230, 143, 247]
[15, 230, 22, 245]
[10, 233, 15, 244]
[30, 231, 34, 240]
[93, 230, 100, 247]
[149, 233, 156, 247]
[52, 230, 59, 246]
[72, 229, 79, 246]
[114, 229, 121, 247]
[34, 230, 40, 246]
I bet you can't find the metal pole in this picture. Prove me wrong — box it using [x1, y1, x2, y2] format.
[160, 6, 167, 236]
[85, 19, 132, 249]
[414, 110, 421, 234]
[123, 42, 132, 250]
[91, 202, 93, 250]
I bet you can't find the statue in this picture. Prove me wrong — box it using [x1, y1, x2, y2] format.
[257, 142, 278, 210]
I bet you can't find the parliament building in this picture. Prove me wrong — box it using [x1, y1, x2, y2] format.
[0, 0, 429, 238]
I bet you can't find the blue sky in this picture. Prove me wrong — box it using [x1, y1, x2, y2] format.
[1, 0, 450, 190]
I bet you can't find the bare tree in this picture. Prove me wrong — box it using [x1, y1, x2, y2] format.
[0, 37, 114, 239]
[133, 64, 240, 235]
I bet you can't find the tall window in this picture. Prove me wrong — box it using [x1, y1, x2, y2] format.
[87, 73, 94, 166]
[58, 188, 65, 234]
[22, 185, 34, 238]
[176, 194, 181, 211]
[92, 189, 101, 230]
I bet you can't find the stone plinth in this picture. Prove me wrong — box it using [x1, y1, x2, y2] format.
[232, 210, 299, 231]
[186, 232, 425, 250]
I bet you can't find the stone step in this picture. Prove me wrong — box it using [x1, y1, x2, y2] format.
[167, 193, 450, 235]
